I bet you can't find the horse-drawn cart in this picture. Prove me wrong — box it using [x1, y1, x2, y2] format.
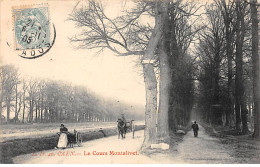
[117, 119, 135, 139]
[57, 129, 82, 148]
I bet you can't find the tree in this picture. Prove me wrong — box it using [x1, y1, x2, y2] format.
[14, 81, 22, 123]
[250, 0, 260, 138]
[156, 0, 170, 143]
[196, 0, 256, 134]
[234, 0, 249, 133]
[197, 4, 225, 125]
[0, 65, 19, 122]
[215, 0, 236, 127]
[69, 0, 170, 148]
[166, 0, 199, 132]
[21, 79, 28, 123]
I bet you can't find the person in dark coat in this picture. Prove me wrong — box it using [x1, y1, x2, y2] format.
[192, 121, 199, 137]
[121, 114, 126, 124]
[60, 124, 68, 133]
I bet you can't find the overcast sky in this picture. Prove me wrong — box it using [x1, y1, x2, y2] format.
[0, 0, 146, 106]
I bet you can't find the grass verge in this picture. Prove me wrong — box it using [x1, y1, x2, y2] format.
[0, 125, 145, 164]
[202, 123, 260, 163]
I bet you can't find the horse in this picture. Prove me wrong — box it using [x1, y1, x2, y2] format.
[117, 119, 126, 139]
[117, 119, 135, 139]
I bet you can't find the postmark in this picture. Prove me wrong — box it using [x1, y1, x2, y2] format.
[12, 4, 56, 59]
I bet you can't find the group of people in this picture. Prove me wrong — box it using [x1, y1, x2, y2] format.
[56, 116, 199, 149]
[56, 114, 127, 149]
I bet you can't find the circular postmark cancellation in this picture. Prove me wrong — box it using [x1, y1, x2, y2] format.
[12, 4, 56, 59]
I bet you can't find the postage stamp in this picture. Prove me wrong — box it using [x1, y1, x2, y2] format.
[12, 4, 55, 59]
[13, 6, 50, 50]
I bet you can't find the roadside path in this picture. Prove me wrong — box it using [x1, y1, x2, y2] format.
[14, 125, 241, 164]
[13, 130, 157, 164]
[150, 125, 235, 163]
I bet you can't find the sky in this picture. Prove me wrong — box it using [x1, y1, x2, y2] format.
[0, 0, 146, 106]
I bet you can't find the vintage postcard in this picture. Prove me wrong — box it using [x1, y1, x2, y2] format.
[0, 0, 260, 164]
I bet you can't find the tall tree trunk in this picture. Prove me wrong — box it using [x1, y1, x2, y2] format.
[40, 107, 43, 122]
[241, 91, 249, 133]
[248, 101, 253, 130]
[6, 97, 11, 122]
[141, 1, 168, 149]
[226, 20, 233, 127]
[41, 95, 44, 122]
[157, 42, 170, 142]
[44, 107, 48, 122]
[168, 5, 180, 133]
[30, 100, 34, 122]
[157, 3, 170, 142]
[22, 100, 26, 123]
[250, 0, 260, 138]
[15, 84, 18, 123]
[235, 1, 243, 131]
[219, 0, 235, 127]
[238, 2, 249, 134]
[142, 62, 157, 148]
[35, 103, 38, 122]
[22, 86, 26, 123]
[212, 50, 221, 124]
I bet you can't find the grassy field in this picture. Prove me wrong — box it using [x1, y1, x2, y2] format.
[0, 121, 144, 142]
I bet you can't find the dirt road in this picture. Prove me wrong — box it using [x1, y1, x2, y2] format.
[13, 124, 258, 164]
[13, 130, 157, 164]
[161, 125, 235, 163]
[150, 125, 259, 163]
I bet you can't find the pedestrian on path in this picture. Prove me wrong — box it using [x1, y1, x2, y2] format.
[57, 124, 68, 149]
[192, 121, 199, 137]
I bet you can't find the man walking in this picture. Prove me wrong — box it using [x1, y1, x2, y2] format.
[192, 121, 199, 137]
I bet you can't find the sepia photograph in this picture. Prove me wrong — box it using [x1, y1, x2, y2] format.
[0, 0, 260, 164]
